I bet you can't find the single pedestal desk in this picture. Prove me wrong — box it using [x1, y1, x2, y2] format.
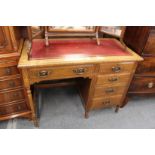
[18, 38, 143, 126]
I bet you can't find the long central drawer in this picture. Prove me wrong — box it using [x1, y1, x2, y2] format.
[28, 64, 95, 82]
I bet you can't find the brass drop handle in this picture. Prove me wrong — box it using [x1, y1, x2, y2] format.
[103, 100, 110, 105]
[5, 68, 12, 75]
[38, 70, 49, 77]
[108, 77, 118, 82]
[147, 82, 154, 88]
[112, 66, 121, 73]
[105, 88, 115, 93]
[73, 68, 86, 75]
[8, 81, 15, 87]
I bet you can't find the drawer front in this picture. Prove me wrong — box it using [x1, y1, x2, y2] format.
[0, 102, 28, 117]
[91, 95, 122, 109]
[129, 76, 155, 93]
[0, 77, 22, 90]
[0, 88, 25, 105]
[96, 73, 131, 86]
[94, 85, 126, 97]
[0, 66, 19, 77]
[136, 57, 155, 75]
[29, 65, 95, 81]
[100, 62, 135, 74]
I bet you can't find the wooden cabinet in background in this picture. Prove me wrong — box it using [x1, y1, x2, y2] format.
[123, 26, 155, 97]
[0, 26, 31, 121]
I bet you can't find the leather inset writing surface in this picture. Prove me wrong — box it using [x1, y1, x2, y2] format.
[29, 39, 131, 60]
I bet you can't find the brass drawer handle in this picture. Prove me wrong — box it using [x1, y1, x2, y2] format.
[5, 68, 12, 75]
[73, 68, 86, 75]
[103, 100, 110, 105]
[108, 77, 118, 82]
[8, 81, 15, 87]
[148, 82, 154, 88]
[105, 88, 115, 93]
[112, 66, 121, 73]
[38, 70, 49, 77]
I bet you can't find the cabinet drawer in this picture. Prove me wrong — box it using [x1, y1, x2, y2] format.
[100, 62, 135, 74]
[0, 76, 22, 90]
[129, 76, 155, 93]
[136, 57, 155, 75]
[0, 88, 25, 105]
[94, 85, 126, 97]
[0, 66, 19, 77]
[0, 102, 28, 117]
[91, 95, 122, 109]
[29, 64, 95, 81]
[96, 73, 131, 86]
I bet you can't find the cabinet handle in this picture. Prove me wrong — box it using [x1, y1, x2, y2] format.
[103, 100, 110, 105]
[5, 68, 12, 75]
[147, 82, 154, 88]
[38, 70, 49, 77]
[108, 77, 118, 82]
[105, 88, 115, 93]
[73, 68, 86, 75]
[8, 81, 15, 87]
[112, 66, 121, 73]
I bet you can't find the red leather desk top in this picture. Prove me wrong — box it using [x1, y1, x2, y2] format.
[29, 39, 131, 60]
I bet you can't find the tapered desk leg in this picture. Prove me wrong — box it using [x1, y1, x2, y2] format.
[85, 110, 89, 119]
[21, 69, 39, 127]
[115, 105, 119, 113]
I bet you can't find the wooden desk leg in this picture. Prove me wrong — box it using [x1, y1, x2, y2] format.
[21, 69, 39, 127]
[27, 89, 39, 127]
[85, 110, 89, 119]
[120, 97, 129, 108]
[115, 105, 119, 113]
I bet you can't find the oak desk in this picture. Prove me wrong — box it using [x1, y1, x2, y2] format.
[18, 38, 143, 126]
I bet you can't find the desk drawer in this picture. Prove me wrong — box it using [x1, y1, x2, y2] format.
[0, 101, 28, 117]
[91, 95, 122, 109]
[96, 74, 130, 86]
[94, 85, 126, 97]
[100, 62, 135, 74]
[29, 64, 94, 81]
[0, 66, 19, 77]
[0, 76, 22, 91]
[0, 88, 25, 105]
